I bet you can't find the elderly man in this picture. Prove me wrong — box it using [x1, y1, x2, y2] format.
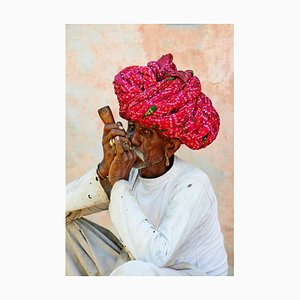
[66, 54, 228, 276]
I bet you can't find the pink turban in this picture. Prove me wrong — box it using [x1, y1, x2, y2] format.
[113, 54, 220, 150]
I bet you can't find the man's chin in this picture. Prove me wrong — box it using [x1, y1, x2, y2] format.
[133, 161, 147, 170]
[133, 155, 165, 170]
[133, 156, 149, 169]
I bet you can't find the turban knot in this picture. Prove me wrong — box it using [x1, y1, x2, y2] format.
[113, 53, 220, 150]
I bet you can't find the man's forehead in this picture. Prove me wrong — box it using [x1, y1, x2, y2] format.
[127, 120, 171, 140]
[127, 121, 155, 132]
[127, 120, 155, 132]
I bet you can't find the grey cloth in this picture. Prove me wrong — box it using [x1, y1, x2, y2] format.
[65, 169, 131, 276]
[66, 218, 206, 276]
[66, 218, 130, 276]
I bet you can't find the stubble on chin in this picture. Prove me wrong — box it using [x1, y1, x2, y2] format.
[133, 160, 148, 170]
[133, 153, 164, 170]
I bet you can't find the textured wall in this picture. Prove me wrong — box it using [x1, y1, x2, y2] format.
[66, 24, 234, 275]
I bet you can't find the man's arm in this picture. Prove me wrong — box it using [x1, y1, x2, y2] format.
[66, 121, 130, 223]
[65, 168, 110, 224]
[109, 177, 212, 267]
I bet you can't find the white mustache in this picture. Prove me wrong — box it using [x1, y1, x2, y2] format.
[121, 143, 145, 163]
[131, 146, 145, 163]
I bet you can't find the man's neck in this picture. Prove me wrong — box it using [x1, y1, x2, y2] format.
[139, 156, 174, 178]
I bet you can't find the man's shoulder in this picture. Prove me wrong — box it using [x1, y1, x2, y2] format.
[174, 156, 211, 187]
[171, 156, 217, 207]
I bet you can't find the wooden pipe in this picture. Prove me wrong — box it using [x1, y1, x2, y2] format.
[98, 106, 115, 124]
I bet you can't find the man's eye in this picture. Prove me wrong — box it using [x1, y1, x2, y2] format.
[127, 124, 135, 132]
[142, 128, 152, 135]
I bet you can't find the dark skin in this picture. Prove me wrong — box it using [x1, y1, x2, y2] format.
[98, 121, 181, 190]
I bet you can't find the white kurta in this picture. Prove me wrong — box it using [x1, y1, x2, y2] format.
[109, 156, 228, 275]
[66, 156, 228, 276]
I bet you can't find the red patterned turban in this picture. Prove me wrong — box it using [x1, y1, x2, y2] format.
[113, 54, 220, 150]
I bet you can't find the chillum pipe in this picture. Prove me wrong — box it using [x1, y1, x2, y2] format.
[98, 106, 128, 150]
[98, 105, 116, 124]
[98, 106, 144, 162]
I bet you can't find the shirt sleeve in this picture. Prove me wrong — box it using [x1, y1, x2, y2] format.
[66, 168, 109, 223]
[109, 178, 213, 267]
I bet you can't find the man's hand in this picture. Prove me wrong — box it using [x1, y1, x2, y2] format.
[98, 122, 130, 178]
[108, 136, 137, 186]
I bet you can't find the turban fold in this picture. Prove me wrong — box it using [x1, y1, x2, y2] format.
[113, 54, 220, 150]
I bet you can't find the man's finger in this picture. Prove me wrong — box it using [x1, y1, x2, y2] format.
[116, 121, 124, 129]
[128, 149, 138, 165]
[115, 136, 124, 155]
[103, 123, 125, 135]
[103, 123, 119, 135]
[103, 136, 130, 148]
[103, 129, 126, 144]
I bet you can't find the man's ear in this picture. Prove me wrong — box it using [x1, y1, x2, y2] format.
[165, 138, 181, 158]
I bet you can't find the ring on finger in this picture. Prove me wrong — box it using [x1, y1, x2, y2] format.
[109, 138, 116, 148]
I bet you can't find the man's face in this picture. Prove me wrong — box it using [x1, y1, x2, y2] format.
[126, 121, 169, 169]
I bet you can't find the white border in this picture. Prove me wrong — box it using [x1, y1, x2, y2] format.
[1, 0, 299, 299]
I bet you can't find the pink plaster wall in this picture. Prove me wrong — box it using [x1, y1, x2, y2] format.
[66, 24, 234, 275]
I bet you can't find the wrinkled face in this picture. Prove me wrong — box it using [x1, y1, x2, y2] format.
[126, 121, 169, 169]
